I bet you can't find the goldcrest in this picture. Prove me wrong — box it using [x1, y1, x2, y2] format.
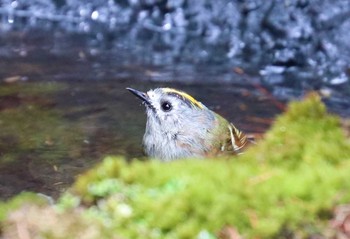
[127, 87, 249, 161]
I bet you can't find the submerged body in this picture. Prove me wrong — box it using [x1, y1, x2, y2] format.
[128, 87, 248, 161]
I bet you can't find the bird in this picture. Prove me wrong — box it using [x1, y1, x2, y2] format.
[127, 87, 249, 161]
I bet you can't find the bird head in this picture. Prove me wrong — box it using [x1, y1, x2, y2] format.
[127, 87, 213, 131]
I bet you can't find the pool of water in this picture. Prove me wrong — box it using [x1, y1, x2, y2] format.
[0, 32, 285, 199]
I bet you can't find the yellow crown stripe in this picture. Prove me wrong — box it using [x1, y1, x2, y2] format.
[163, 88, 204, 109]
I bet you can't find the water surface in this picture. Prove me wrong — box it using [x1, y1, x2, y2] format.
[0, 37, 282, 199]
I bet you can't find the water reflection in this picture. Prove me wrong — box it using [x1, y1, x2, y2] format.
[1, 0, 350, 88]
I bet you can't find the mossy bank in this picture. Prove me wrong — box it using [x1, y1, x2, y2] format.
[1, 93, 350, 239]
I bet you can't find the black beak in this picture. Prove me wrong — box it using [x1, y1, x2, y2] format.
[126, 87, 150, 104]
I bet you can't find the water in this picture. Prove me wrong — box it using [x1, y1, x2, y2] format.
[0, 32, 282, 199]
[1, 0, 349, 111]
[0, 0, 349, 199]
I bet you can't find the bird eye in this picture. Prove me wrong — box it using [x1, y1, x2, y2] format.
[161, 101, 172, 112]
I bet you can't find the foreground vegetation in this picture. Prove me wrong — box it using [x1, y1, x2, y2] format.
[1, 93, 349, 238]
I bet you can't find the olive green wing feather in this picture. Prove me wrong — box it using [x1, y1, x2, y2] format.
[227, 122, 248, 153]
[208, 113, 249, 155]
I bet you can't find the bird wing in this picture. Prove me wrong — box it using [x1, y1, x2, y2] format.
[208, 113, 249, 156]
[227, 123, 248, 153]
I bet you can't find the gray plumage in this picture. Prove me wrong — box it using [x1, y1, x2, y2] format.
[127, 87, 248, 161]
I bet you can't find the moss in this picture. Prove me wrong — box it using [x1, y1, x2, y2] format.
[246, 93, 349, 167]
[1, 204, 119, 239]
[0, 192, 49, 222]
[70, 158, 350, 238]
[1, 93, 350, 238]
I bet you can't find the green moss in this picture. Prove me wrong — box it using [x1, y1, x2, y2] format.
[247, 93, 349, 167]
[1, 94, 350, 238]
[1, 204, 116, 239]
[0, 192, 49, 222]
[70, 158, 350, 238]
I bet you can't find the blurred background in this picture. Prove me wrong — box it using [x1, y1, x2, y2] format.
[0, 0, 349, 199]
